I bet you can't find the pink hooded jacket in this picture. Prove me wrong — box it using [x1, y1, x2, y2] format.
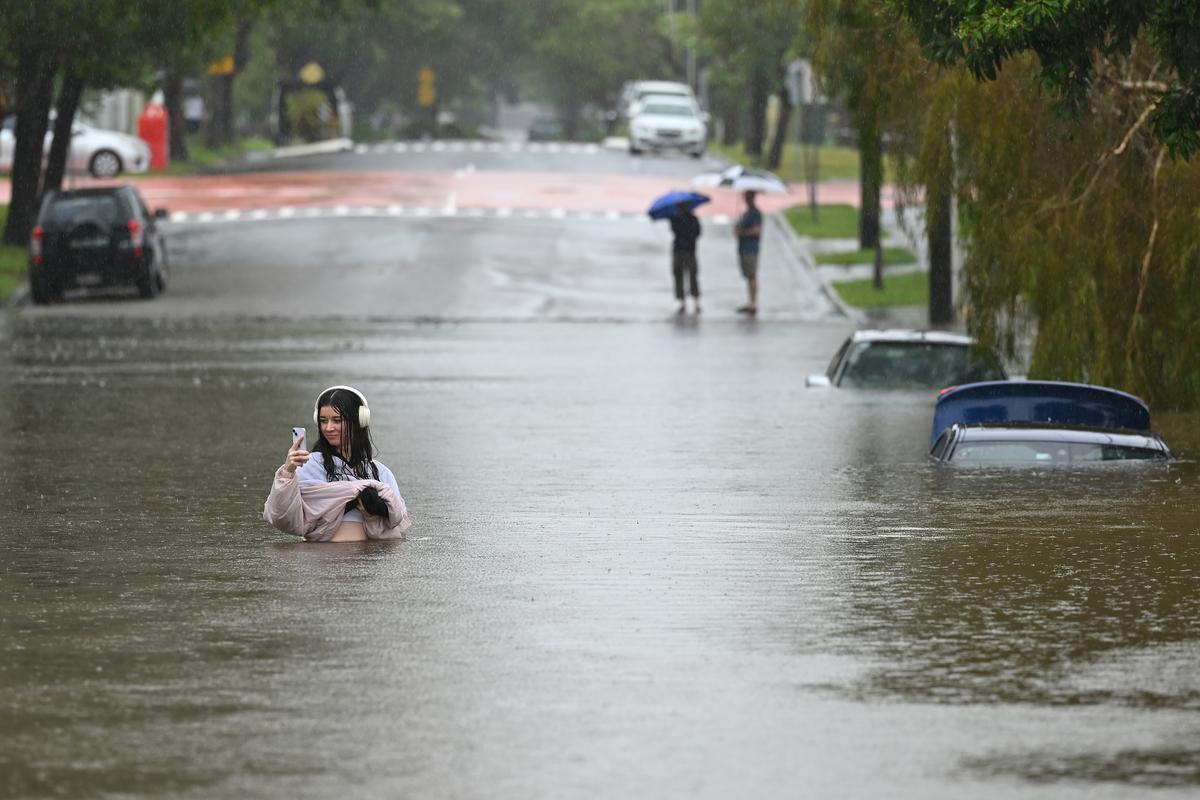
[262, 465, 412, 542]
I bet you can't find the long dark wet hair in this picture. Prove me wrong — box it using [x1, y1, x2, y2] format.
[313, 387, 379, 481]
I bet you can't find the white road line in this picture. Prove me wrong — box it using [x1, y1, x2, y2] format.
[172, 204, 689, 225]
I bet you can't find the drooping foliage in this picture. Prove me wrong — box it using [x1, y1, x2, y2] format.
[892, 0, 1200, 157]
[946, 53, 1200, 408]
[812, 0, 1200, 407]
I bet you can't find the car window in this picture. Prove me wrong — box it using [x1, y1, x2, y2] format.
[950, 440, 1168, 464]
[641, 105, 694, 117]
[930, 430, 953, 460]
[827, 339, 851, 377]
[838, 342, 1005, 388]
[43, 196, 124, 228]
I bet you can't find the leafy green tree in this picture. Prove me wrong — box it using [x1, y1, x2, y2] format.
[529, 0, 677, 138]
[891, 0, 1200, 158]
[698, 0, 803, 167]
[808, 0, 911, 250]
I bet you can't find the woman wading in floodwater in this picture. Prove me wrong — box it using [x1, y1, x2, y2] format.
[264, 385, 411, 542]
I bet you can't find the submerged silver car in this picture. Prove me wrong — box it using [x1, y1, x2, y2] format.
[807, 329, 1007, 389]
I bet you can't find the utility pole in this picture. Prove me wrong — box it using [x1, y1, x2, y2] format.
[686, 0, 697, 90]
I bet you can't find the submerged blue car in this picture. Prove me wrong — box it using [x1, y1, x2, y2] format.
[929, 381, 1173, 465]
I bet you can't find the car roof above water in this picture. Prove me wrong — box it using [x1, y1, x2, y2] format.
[850, 329, 976, 346]
[955, 425, 1165, 449]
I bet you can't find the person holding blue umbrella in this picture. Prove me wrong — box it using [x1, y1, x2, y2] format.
[648, 190, 709, 315]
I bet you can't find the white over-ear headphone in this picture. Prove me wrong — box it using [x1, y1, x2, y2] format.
[313, 385, 371, 428]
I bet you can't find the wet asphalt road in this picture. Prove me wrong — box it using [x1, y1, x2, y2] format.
[2, 148, 1199, 799]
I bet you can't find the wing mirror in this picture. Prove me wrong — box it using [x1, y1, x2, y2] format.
[805, 374, 832, 388]
[154, 208, 169, 219]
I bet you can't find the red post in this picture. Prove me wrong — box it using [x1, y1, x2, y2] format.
[137, 100, 169, 170]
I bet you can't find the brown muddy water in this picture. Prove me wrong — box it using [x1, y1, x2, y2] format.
[1, 314, 1197, 799]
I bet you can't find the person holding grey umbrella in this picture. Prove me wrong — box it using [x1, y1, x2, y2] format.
[734, 190, 763, 316]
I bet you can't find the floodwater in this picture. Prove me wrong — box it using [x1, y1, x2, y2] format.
[1, 313, 1197, 799]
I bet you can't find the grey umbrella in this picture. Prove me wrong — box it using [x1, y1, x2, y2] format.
[692, 164, 789, 193]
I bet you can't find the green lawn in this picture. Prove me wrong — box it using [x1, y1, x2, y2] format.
[783, 204, 860, 238]
[831, 270, 928, 308]
[709, 141, 897, 184]
[815, 246, 916, 266]
[147, 135, 274, 176]
[0, 206, 27, 303]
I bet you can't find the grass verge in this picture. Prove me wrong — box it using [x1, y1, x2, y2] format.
[0, 206, 27, 303]
[815, 247, 916, 266]
[832, 270, 928, 308]
[784, 204, 860, 238]
[150, 135, 274, 176]
[709, 141, 898, 184]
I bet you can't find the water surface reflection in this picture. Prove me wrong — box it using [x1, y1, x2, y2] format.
[1, 314, 1197, 798]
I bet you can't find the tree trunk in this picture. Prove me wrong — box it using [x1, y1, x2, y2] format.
[206, 17, 253, 147]
[2, 52, 56, 247]
[928, 184, 954, 326]
[857, 109, 882, 251]
[43, 71, 85, 194]
[745, 66, 769, 161]
[163, 70, 189, 162]
[719, 99, 740, 147]
[766, 85, 791, 171]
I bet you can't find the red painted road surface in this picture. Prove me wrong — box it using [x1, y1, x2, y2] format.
[1, 172, 891, 216]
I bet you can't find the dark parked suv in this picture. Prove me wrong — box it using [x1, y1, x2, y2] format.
[28, 184, 169, 303]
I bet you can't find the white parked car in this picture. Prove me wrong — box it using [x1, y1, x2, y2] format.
[628, 96, 707, 158]
[620, 80, 697, 119]
[0, 116, 151, 178]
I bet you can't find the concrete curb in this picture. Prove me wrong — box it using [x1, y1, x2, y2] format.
[244, 138, 355, 162]
[768, 211, 861, 322]
[2, 283, 28, 309]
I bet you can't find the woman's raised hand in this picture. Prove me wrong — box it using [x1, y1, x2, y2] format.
[282, 436, 311, 474]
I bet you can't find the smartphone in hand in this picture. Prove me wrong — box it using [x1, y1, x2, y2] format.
[291, 427, 306, 448]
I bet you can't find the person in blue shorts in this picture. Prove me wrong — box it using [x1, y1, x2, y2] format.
[734, 190, 762, 316]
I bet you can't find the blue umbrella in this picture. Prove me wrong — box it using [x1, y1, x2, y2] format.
[647, 190, 711, 220]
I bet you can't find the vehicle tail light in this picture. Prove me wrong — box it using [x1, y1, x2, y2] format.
[938, 386, 957, 395]
[127, 218, 143, 257]
[30, 225, 43, 265]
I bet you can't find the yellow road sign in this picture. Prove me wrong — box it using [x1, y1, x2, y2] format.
[299, 62, 325, 85]
[207, 55, 235, 76]
[418, 68, 436, 107]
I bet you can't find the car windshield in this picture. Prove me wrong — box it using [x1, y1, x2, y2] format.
[45, 196, 123, 228]
[838, 341, 1005, 388]
[950, 440, 1168, 464]
[642, 105, 694, 117]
